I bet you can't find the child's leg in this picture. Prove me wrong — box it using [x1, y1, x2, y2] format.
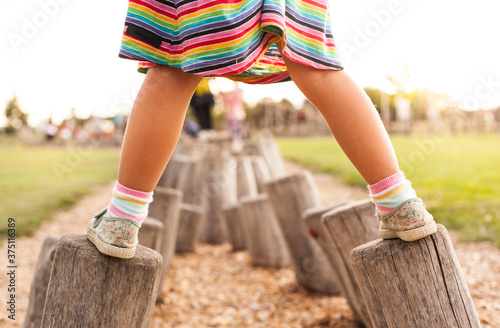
[118, 65, 203, 192]
[280, 55, 436, 241]
[87, 65, 203, 258]
[280, 56, 398, 185]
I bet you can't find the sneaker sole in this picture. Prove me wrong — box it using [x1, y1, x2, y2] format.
[380, 221, 437, 242]
[87, 227, 136, 259]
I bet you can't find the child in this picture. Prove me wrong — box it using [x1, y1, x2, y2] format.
[87, 0, 436, 259]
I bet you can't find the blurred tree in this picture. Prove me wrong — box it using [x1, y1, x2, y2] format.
[407, 89, 429, 120]
[4, 95, 29, 134]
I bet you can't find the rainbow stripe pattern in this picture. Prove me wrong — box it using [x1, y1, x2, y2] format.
[119, 0, 343, 84]
[368, 171, 418, 216]
[107, 181, 153, 223]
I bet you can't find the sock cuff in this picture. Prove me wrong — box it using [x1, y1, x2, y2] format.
[368, 171, 406, 195]
[114, 181, 153, 203]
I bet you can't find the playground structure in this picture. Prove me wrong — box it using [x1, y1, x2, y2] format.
[25, 132, 480, 328]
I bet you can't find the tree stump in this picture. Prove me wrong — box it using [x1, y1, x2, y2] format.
[24, 235, 60, 328]
[244, 138, 285, 178]
[221, 203, 246, 251]
[321, 199, 379, 328]
[258, 137, 286, 178]
[350, 224, 481, 328]
[176, 203, 204, 253]
[138, 217, 164, 252]
[149, 186, 182, 301]
[196, 150, 232, 244]
[236, 156, 258, 199]
[41, 234, 162, 328]
[158, 155, 202, 204]
[250, 155, 272, 193]
[303, 203, 371, 328]
[265, 171, 340, 294]
[238, 194, 290, 268]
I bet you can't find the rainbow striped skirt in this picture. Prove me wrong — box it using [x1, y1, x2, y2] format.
[119, 0, 343, 84]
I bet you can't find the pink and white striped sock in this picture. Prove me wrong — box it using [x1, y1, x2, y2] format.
[368, 171, 417, 216]
[105, 181, 153, 224]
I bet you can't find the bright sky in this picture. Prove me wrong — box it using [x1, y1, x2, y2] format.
[1, 0, 500, 127]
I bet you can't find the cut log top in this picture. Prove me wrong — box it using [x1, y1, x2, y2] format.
[180, 202, 204, 213]
[170, 154, 200, 163]
[350, 224, 481, 328]
[142, 216, 164, 229]
[240, 193, 269, 204]
[302, 202, 351, 221]
[153, 186, 183, 199]
[41, 234, 162, 328]
[222, 202, 239, 211]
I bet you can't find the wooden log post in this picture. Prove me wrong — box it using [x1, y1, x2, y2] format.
[350, 224, 481, 328]
[256, 136, 286, 178]
[41, 234, 162, 328]
[221, 203, 246, 251]
[236, 156, 258, 199]
[157, 155, 184, 189]
[24, 235, 60, 328]
[138, 217, 164, 252]
[321, 199, 379, 328]
[250, 155, 272, 193]
[176, 203, 204, 253]
[238, 194, 290, 268]
[149, 187, 182, 301]
[161, 155, 202, 204]
[265, 171, 341, 295]
[303, 203, 371, 328]
[196, 149, 233, 244]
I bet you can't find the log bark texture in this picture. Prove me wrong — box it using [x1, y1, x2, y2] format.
[138, 217, 164, 252]
[41, 234, 162, 328]
[303, 203, 371, 328]
[265, 171, 340, 295]
[176, 203, 204, 253]
[238, 194, 290, 267]
[197, 150, 233, 244]
[24, 235, 60, 328]
[222, 203, 246, 251]
[158, 155, 201, 204]
[236, 156, 258, 199]
[250, 155, 272, 194]
[149, 187, 182, 300]
[350, 224, 481, 328]
[321, 199, 379, 328]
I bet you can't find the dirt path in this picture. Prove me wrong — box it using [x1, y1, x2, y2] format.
[0, 160, 498, 327]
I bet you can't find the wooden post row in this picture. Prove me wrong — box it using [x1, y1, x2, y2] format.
[304, 200, 376, 328]
[236, 155, 258, 199]
[238, 194, 290, 268]
[138, 217, 164, 252]
[222, 203, 246, 252]
[197, 150, 235, 244]
[250, 155, 272, 194]
[176, 203, 204, 253]
[350, 224, 481, 328]
[41, 235, 162, 328]
[265, 171, 341, 295]
[321, 199, 381, 328]
[149, 187, 182, 301]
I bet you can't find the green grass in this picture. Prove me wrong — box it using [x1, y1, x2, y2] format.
[278, 134, 500, 246]
[0, 145, 120, 238]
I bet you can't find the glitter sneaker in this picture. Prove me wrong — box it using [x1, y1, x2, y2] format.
[377, 198, 437, 241]
[86, 208, 140, 259]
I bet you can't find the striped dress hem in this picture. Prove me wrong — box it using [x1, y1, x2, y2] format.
[119, 0, 343, 84]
